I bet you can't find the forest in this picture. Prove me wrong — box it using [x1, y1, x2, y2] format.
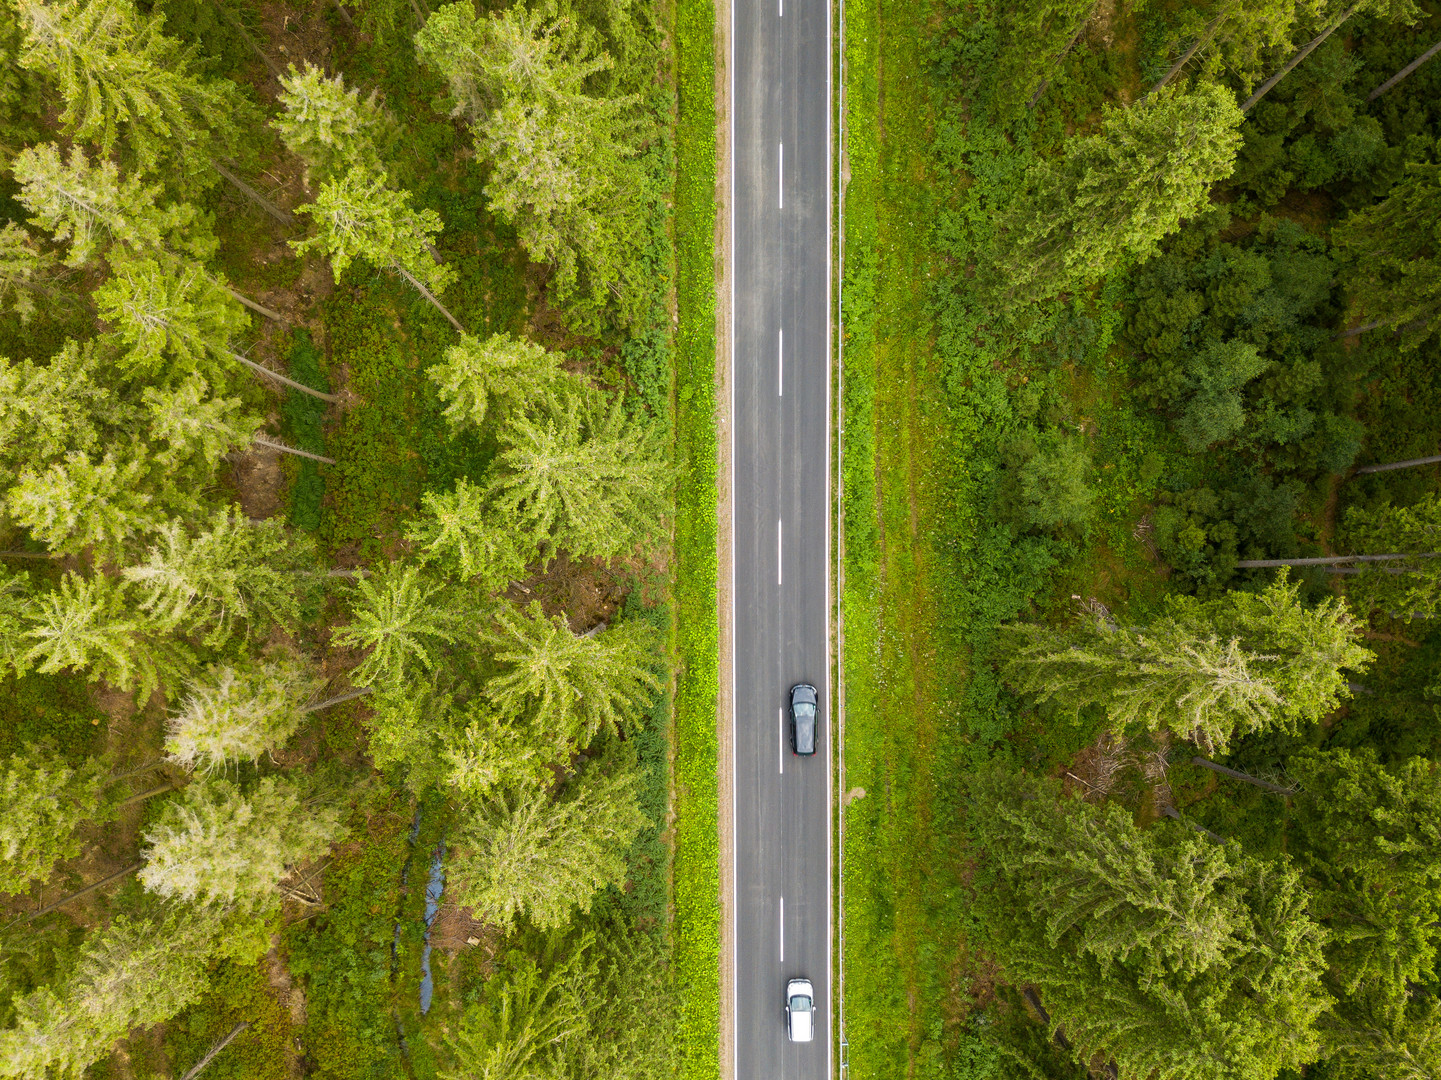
[0, 0, 698, 1078]
[837, 0, 1441, 1077]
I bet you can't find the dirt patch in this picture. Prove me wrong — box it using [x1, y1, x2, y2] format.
[231, 442, 287, 520]
[264, 938, 308, 1079]
[506, 552, 629, 633]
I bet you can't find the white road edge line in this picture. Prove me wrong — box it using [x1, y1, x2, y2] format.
[727, 0, 738, 1059]
[778, 328, 783, 396]
[778, 143, 784, 209]
[780, 896, 785, 962]
[779, 707, 785, 774]
[777, 518, 783, 586]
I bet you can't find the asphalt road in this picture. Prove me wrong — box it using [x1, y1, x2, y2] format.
[729, 0, 830, 1068]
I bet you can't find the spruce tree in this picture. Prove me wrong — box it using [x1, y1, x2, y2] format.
[140, 775, 346, 910]
[443, 952, 587, 1080]
[0, 745, 112, 896]
[447, 745, 648, 930]
[8, 449, 164, 557]
[273, 61, 393, 185]
[483, 601, 662, 751]
[406, 478, 537, 590]
[1001, 573, 1372, 751]
[122, 509, 318, 647]
[165, 662, 323, 775]
[332, 565, 467, 687]
[427, 331, 571, 433]
[491, 391, 672, 560]
[1333, 157, 1440, 351]
[0, 221, 59, 323]
[293, 165, 462, 329]
[1339, 495, 1441, 619]
[16, 0, 241, 178]
[966, 764, 1330, 1080]
[0, 341, 118, 485]
[0, 570, 30, 676]
[992, 83, 1243, 308]
[141, 375, 262, 469]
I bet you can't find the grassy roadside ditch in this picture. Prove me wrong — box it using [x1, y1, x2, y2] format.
[672, 0, 721, 1070]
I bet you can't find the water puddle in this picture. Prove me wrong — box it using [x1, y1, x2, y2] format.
[419, 839, 446, 1015]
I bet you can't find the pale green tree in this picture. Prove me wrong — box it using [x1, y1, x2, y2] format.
[1333, 157, 1441, 352]
[0, 908, 221, 1079]
[483, 602, 662, 752]
[966, 764, 1331, 1080]
[10, 142, 209, 267]
[0, 340, 121, 484]
[427, 331, 571, 432]
[406, 479, 537, 590]
[992, 83, 1243, 308]
[293, 165, 463, 330]
[165, 662, 324, 775]
[447, 746, 648, 930]
[140, 775, 346, 910]
[443, 951, 587, 1080]
[415, 1, 650, 330]
[0, 745, 112, 896]
[141, 375, 262, 470]
[441, 699, 545, 802]
[122, 509, 318, 647]
[94, 250, 248, 379]
[8, 448, 167, 557]
[491, 392, 672, 560]
[273, 61, 393, 185]
[332, 565, 467, 687]
[0, 570, 30, 676]
[21, 572, 188, 703]
[0, 221, 59, 322]
[16, 0, 241, 177]
[1001, 572, 1372, 751]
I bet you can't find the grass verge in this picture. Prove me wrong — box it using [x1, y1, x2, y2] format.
[672, 0, 721, 1070]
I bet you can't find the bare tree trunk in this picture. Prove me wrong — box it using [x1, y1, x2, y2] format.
[1241, 4, 1361, 113]
[180, 1022, 251, 1080]
[1147, 13, 1225, 96]
[210, 160, 295, 227]
[27, 862, 143, 921]
[251, 436, 337, 465]
[109, 759, 166, 783]
[1027, 12, 1094, 109]
[1354, 454, 1441, 475]
[1368, 37, 1441, 100]
[115, 783, 175, 809]
[1192, 756, 1296, 795]
[1339, 318, 1383, 339]
[391, 263, 466, 332]
[303, 686, 375, 713]
[229, 352, 339, 402]
[1161, 805, 1224, 841]
[223, 285, 286, 323]
[331, 0, 356, 28]
[1236, 553, 1440, 568]
[216, 5, 284, 80]
[0, 551, 58, 559]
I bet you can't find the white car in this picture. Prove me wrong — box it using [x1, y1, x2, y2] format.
[786, 978, 814, 1042]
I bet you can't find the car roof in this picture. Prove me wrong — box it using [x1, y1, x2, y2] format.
[791, 684, 817, 704]
[787, 978, 813, 995]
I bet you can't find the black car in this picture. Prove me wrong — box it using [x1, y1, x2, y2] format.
[789, 683, 818, 756]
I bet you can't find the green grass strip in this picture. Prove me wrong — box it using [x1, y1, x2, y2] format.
[672, 0, 720, 1071]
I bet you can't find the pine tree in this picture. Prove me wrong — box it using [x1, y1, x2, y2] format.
[11, 142, 204, 267]
[140, 775, 346, 910]
[443, 951, 587, 1080]
[405, 479, 537, 590]
[992, 83, 1243, 308]
[447, 745, 648, 930]
[483, 601, 662, 751]
[273, 61, 393, 186]
[991, 0, 1095, 114]
[0, 570, 30, 677]
[141, 374, 262, 470]
[122, 509, 318, 647]
[8, 448, 166, 557]
[1333, 158, 1441, 352]
[332, 565, 467, 687]
[1001, 573, 1372, 751]
[0, 745, 112, 896]
[16, 0, 242, 178]
[491, 391, 672, 560]
[21, 572, 189, 703]
[0, 221, 60, 323]
[415, 0, 651, 331]
[441, 698, 544, 801]
[165, 662, 323, 775]
[427, 331, 571, 433]
[0, 340, 119, 485]
[1147, 0, 1316, 96]
[966, 764, 1331, 1080]
[293, 165, 463, 330]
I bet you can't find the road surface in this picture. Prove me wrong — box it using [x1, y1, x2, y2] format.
[729, 0, 831, 1068]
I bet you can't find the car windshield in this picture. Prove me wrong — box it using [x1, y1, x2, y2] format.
[795, 702, 816, 720]
[790, 995, 812, 1012]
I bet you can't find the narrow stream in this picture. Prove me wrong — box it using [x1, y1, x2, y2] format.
[392, 807, 423, 1056]
[419, 839, 446, 1015]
